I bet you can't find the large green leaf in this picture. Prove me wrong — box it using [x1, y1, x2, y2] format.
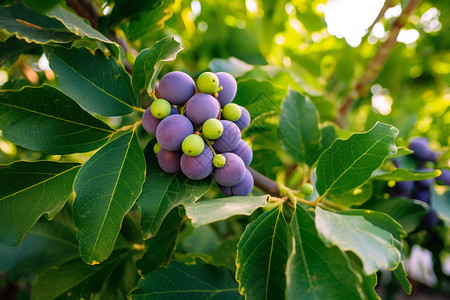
[185, 195, 267, 227]
[286, 205, 364, 300]
[132, 35, 182, 99]
[373, 168, 441, 181]
[0, 161, 80, 246]
[45, 45, 136, 116]
[123, 0, 174, 42]
[316, 122, 398, 196]
[393, 263, 412, 295]
[136, 208, 184, 274]
[431, 186, 450, 223]
[233, 79, 287, 131]
[315, 207, 406, 274]
[279, 89, 322, 166]
[0, 2, 77, 44]
[0, 217, 79, 280]
[0, 85, 115, 154]
[137, 140, 211, 239]
[236, 205, 290, 300]
[73, 129, 146, 265]
[102, 0, 162, 28]
[31, 250, 131, 300]
[361, 196, 428, 233]
[129, 260, 239, 299]
[21, 0, 63, 13]
[386, 146, 413, 158]
[328, 181, 373, 207]
[46, 5, 113, 44]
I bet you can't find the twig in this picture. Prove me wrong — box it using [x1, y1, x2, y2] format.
[337, 0, 420, 127]
[248, 167, 280, 197]
[366, 0, 394, 35]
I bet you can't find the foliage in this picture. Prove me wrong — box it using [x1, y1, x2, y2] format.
[0, 0, 449, 299]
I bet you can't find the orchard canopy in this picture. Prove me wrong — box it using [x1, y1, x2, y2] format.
[0, 0, 449, 300]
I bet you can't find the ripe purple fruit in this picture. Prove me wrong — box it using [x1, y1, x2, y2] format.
[142, 106, 178, 135]
[214, 153, 246, 187]
[213, 120, 241, 153]
[437, 169, 450, 185]
[231, 169, 254, 196]
[159, 71, 196, 105]
[157, 148, 181, 173]
[180, 146, 213, 180]
[234, 106, 250, 130]
[186, 93, 220, 125]
[409, 137, 437, 162]
[231, 140, 252, 167]
[156, 115, 193, 151]
[216, 72, 237, 107]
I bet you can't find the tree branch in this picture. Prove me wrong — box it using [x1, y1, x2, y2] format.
[248, 167, 280, 197]
[337, 0, 420, 126]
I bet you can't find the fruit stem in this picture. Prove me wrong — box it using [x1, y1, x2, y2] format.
[287, 190, 316, 207]
[202, 135, 217, 156]
[214, 86, 223, 94]
[180, 100, 189, 115]
[149, 91, 158, 101]
[133, 107, 146, 113]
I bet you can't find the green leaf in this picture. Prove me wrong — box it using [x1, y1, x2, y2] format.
[132, 35, 182, 99]
[129, 260, 240, 299]
[286, 205, 364, 300]
[46, 5, 114, 44]
[0, 85, 115, 154]
[45, 45, 136, 116]
[346, 253, 380, 300]
[328, 181, 373, 207]
[136, 208, 184, 274]
[0, 161, 80, 246]
[31, 250, 131, 300]
[316, 122, 398, 196]
[387, 146, 413, 158]
[373, 168, 441, 181]
[431, 186, 450, 223]
[393, 263, 412, 295]
[210, 239, 239, 272]
[0, 218, 79, 280]
[279, 89, 322, 166]
[315, 207, 406, 274]
[73, 129, 146, 264]
[123, 0, 174, 42]
[209, 57, 254, 77]
[232, 79, 287, 131]
[181, 225, 220, 254]
[21, 0, 62, 13]
[236, 206, 289, 300]
[137, 140, 211, 239]
[360, 196, 428, 233]
[0, 2, 77, 44]
[0, 36, 39, 66]
[103, 0, 162, 28]
[185, 195, 267, 227]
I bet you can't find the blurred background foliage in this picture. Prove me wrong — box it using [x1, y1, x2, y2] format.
[0, 0, 449, 298]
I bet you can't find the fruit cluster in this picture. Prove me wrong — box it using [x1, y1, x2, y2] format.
[391, 137, 449, 227]
[142, 71, 253, 196]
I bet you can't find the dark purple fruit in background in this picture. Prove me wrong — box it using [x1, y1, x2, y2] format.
[157, 148, 181, 173]
[214, 153, 245, 187]
[437, 169, 450, 185]
[409, 137, 437, 162]
[231, 169, 254, 196]
[392, 180, 414, 197]
[218, 183, 232, 196]
[234, 106, 250, 130]
[159, 71, 196, 105]
[231, 140, 253, 167]
[156, 115, 193, 151]
[421, 210, 439, 228]
[213, 120, 241, 153]
[412, 189, 430, 204]
[180, 146, 213, 180]
[415, 168, 435, 189]
[216, 72, 237, 107]
[142, 106, 178, 135]
[186, 93, 220, 125]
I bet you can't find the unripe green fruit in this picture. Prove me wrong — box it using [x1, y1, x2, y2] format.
[182, 134, 205, 156]
[151, 99, 171, 119]
[213, 154, 226, 168]
[197, 72, 219, 93]
[202, 118, 223, 140]
[153, 143, 161, 155]
[222, 103, 241, 121]
[300, 183, 314, 195]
